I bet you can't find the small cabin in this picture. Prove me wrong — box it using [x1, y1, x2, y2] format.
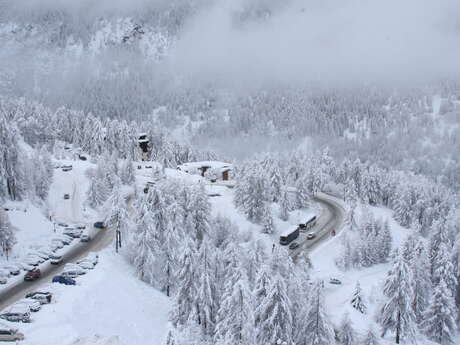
[177, 161, 233, 181]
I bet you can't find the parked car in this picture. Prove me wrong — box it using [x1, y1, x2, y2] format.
[80, 234, 91, 243]
[93, 221, 105, 229]
[1, 264, 21, 276]
[78, 260, 95, 270]
[25, 291, 52, 304]
[50, 254, 63, 265]
[63, 229, 82, 238]
[24, 268, 41, 281]
[0, 306, 31, 323]
[62, 165, 73, 172]
[57, 222, 68, 227]
[80, 253, 98, 266]
[0, 325, 25, 341]
[63, 264, 86, 276]
[329, 278, 342, 285]
[18, 262, 34, 272]
[64, 194, 70, 200]
[15, 299, 41, 312]
[0, 269, 10, 278]
[78, 155, 87, 161]
[54, 235, 73, 245]
[51, 239, 64, 249]
[0, 276, 6, 284]
[52, 275, 76, 285]
[33, 249, 53, 259]
[289, 241, 300, 250]
[76, 225, 86, 230]
[24, 256, 41, 266]
[306, 232, 316, 240]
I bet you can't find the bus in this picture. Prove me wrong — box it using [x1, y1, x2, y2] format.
[299, 215, 317, 232]
[279, 226, 300, 245]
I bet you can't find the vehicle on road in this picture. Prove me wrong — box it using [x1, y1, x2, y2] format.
[50, 254, 63, 265]
[15, 299, 41, 312]
[331, 229, 336, 236]
[52, 275, 76, 285]
[80, 234, 91, 242]
[24, 268, 41, 281]
[93, 221, 105, 229]
[62, 165, 73, 172]
[0, 306, 31, 323]
[289, 241, 300, 250]
[0, 325, 25, 341]
[329, 278, 342, 285]
[279, 226, 300, 245]
[64, 193, 70, 200]
[299, 215, 317, 232]
[306, 232, 316, 240]
[25, 291, 52, 304]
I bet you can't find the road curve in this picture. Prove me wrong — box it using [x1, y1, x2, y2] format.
[0, 227, 113, 311]
[290, 192, 347, 260]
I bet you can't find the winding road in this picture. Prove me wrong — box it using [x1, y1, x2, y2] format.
[0, 226, 113, 311]
[290, 192, 347, 260]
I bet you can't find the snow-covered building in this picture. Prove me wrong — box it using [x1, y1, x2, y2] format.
[177, 161, 232, 181]
[137, 133, 149, 161]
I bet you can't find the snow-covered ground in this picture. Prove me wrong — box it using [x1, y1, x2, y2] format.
[310, 204, 412, 342]
[12, 248, 171, 345]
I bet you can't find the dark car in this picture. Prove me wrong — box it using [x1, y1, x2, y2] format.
[24, 269, 41, 281]
[64, 194, 70, 200]
[93, 222, 105, 229]
[25, 291, 52, 304]
[52, 275, 76, 285]
[289, 241, 300, 250]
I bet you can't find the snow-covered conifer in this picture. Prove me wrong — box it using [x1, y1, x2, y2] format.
[350, 281, 366, 314]
[261, 203, 275, 234]
[338, 313, 357, 345]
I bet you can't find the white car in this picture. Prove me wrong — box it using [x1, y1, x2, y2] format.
[0, 324, 24, 342]
[86, 253, 99, 265]
[50, 254, 63, 265]
[0, 276, 6, 284]
[15, 299, 41, 312]
[0, 269, 11, 278]
[78, 261, 95, 270]
[0, 305, 31, 323]
[63, 264, 86, 276]
[1, 264, 21, 276]
[24, 255, 43, 266]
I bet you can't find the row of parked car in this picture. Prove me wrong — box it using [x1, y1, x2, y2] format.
[51, 252, 99, 285]
[0, 252, 99, 341]
[0, 223, 89, 286]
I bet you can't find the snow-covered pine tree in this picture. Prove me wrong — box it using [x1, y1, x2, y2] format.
[130, 211, 156, 284]
[279, 187, 291, 221]
[299, 281, 335, 345]
[214, 266, 255, 345]
[410, 239, 431, 324]
[261, 202, 275, 234]
[451, 234, 460, 309]
[338, 313, 357, 345]
[254, 272, 293, 345]
[360, 327, 381, 345]
[195, 239, 217, 336]
[295, 177, 310, 209]
[187, 184, 211, 243]
[432, 242, 458, 297]
[350, 281, 366, 314]
[379, 250, 416, 344]
[421, 278, 457, 345]
[171, 238, 197, 328]
[268, 163, 283, 202]
[120, 158, 135, 185]
[0, 209, 16, 259]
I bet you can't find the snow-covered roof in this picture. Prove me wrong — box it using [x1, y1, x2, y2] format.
[280, 225, 299, 237]
[177, 161, 232, 172]
[69, 336, 126, 345]
[138, 139, 149, 143]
